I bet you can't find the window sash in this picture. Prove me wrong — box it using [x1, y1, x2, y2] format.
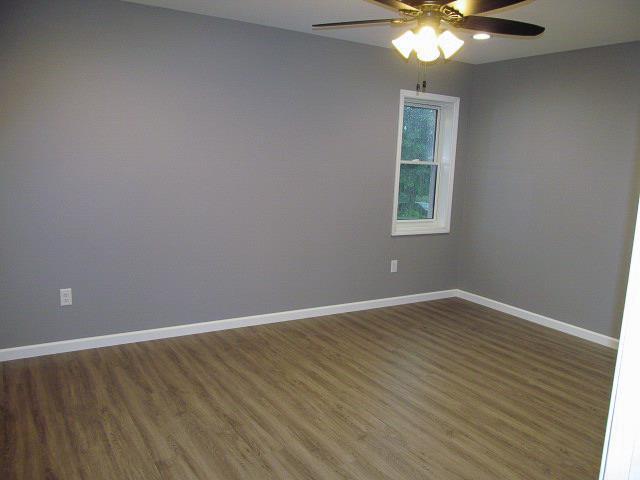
[399, 160, 438, 166]
[397, 163, 438, 221]
[397, 103, 442, 222]
[400, 104, 440, 164]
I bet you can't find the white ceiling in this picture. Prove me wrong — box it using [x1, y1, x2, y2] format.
[126, 0, 640, 64]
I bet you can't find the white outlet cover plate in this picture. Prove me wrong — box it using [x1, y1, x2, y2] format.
[60, 288, 72, 306]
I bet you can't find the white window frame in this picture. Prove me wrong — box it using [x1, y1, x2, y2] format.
[391, 90, 460, 236]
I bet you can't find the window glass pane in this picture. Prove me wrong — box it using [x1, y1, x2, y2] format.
[401, 105, 437, 161]
[397, 164, 437, 220]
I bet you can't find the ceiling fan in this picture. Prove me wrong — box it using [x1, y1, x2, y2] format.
[312, 0, 545, 62]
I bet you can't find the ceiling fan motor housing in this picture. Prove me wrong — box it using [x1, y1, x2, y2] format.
[410, 4, 464, 28]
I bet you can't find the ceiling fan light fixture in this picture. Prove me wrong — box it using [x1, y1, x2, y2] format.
[438, 30, 464, 59]
[392, 30, 416, 59]
[415, 26, 441, 62]
[313, 0, 546, 64]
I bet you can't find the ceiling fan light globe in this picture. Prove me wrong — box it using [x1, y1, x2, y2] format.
[415, 26, 440, 63]
[416, 47, 441, 62]
[392, 30, 416, 59]
[415, 26, 438, 45]
[438, 30, 464, 59]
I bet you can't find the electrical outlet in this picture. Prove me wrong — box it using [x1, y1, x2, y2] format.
[60, 288, 72, 306]
[390, 259, 398, 273]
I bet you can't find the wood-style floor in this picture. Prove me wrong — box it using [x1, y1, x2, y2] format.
[1, 298, 615, 479]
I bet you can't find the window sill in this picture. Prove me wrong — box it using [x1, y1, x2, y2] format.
[391, 221, 450, 236]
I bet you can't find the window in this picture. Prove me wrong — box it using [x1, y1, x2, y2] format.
[392, 90, 460, 236]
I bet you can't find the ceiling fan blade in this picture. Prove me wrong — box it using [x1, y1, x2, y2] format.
[460, 16, 545, 36]
[312, 18, 405, 28]
[370, 0, 419, 11]
[450, 0, 528, 16]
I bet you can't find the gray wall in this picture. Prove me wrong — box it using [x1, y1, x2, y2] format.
[0, 0, 472, 348]
[2, 0, 637, 349]
[459, 42, 640, 338]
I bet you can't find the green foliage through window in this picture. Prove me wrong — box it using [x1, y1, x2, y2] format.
[398, 164, 437, 220]
[401, 106, 437, 161]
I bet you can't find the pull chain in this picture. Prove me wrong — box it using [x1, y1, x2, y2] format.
[416, 59, 428, 93]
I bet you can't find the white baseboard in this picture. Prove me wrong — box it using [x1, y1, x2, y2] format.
[0, 288, 618, 362]
[455, 289, 619, 349]
[0, 290, 457, 362]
